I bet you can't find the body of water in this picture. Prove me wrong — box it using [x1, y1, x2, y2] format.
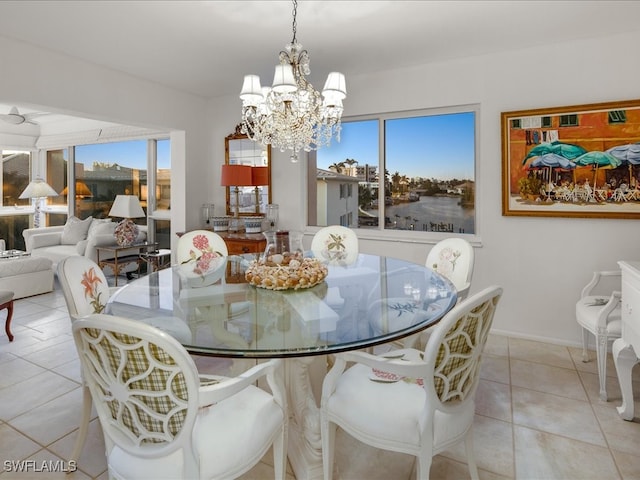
[364, 196, 475, 234]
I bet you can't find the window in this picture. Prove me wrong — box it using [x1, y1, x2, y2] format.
[608, 110, 626, 124]
[310, 106, 477, 234]
[559, 114, 579, 127]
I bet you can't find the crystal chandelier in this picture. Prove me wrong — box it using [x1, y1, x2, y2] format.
[239, 0, 346, 163]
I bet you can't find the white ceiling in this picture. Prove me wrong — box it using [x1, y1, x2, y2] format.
[1, 0, 640, 130]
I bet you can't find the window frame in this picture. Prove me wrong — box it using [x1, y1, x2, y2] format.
[307, 104, 481, 245]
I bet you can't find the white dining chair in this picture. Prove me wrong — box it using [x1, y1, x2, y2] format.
[404, 237, 475, 349]
[575, 269, 622, 401]
[311, 225, 359, 266]
[57, 256, 192, 465]
[321, 286, 503, 480]
[72, 313, 287, 480]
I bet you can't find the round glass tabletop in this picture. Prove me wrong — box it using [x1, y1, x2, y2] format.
[107, 253, 457, 358]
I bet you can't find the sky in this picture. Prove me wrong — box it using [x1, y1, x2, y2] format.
[318, 112, 476, 180]
[75, 139, 170, 170]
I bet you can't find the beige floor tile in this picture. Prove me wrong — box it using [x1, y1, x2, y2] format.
[480, 354, 510, 384]
[569, 345, 619, 378]
[578, 369, 625, 404]
[0, 371, 78, 420]
[48, 418, 106, 479]
[592, 403, 640, 457]
[485, 334, 509, 357]
[512, 386, 607, 446]
[510, 358, 588, 401]
[0, 423, 41, 462]
[51, 358, 83, 384]
[476, 379, 512, 422]
[508, 337, 575, 369]
[611, 449, 640, 480]
[0, 357, 47, 388]
[441, 415, 515, 479]
[330, 429, 415, 480]
[430, 455, 513, 480]
[21, 339, 79, 370]
[514, 425, 620, 480]
[10, 388, 85, 446]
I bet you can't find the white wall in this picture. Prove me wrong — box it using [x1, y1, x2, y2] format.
[2, 29, 640, 347]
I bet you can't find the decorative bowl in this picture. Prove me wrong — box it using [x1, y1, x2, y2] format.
[211, 216, 231, 232]
[243, 216, 264, 233]
[244, 256, 328, 290]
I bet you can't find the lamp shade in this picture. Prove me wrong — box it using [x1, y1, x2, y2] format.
[220, 164, 252, 187]
[61, 181, 92, 198]
[240, 74, 263, 106]
[322, 72, 347, 100]
[108, 195, 145, 219]
[251, 166, 269, 186]
[18, 178, 58, 199]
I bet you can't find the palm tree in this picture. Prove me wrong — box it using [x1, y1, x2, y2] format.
[329, 162, 345, 174]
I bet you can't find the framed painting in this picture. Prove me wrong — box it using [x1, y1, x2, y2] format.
[501, 99, 640, 218]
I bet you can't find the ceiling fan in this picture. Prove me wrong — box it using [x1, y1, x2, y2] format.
[0, 106, 46, 125]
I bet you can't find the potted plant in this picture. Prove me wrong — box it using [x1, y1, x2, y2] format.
[518, 176, 543, 201]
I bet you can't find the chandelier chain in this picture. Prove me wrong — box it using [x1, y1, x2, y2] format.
[291, 0, 298, 45]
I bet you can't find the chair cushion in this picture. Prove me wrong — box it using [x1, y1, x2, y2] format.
[576, 295, 622, 335]
[108, 382, 284, 479]
[61, 216, 93, 245]
[326, 362, 473, 449]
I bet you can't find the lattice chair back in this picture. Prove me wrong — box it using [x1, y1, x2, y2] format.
[176, 230, 229, 287]
[58, 256, 112, 319]
[72, 314, 201, 477]
[311, 225, 359, 265]
[424, 285, 501, 405]
[425, 237, 474, 301]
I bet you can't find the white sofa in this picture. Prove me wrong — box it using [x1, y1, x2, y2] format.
[23, 217, 146, 273]
[0, 239, 54, 299]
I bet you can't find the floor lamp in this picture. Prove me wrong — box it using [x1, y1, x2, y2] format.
[220, 164, 252, 232]
[19, 178, 59, 228]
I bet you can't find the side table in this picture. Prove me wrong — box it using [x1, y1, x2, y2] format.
[96, 243, 159, 286]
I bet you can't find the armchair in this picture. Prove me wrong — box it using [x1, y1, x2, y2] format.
[575, 270, 622, 401]
[320, 286, 503, 480]
[72, 313, 287, 479]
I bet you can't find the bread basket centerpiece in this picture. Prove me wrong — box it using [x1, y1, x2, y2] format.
[245, 230, 328, 290]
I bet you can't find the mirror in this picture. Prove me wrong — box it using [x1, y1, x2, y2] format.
[224, 126, 271, 217]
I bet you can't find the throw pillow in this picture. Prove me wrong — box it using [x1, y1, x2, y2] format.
[60, 216, 93, 245]
[87, 218, 112, 238]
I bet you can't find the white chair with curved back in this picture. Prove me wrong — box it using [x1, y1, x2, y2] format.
[311, 225, 359, 266]
[575, 269, 622, 401]
[72, 313, 287, 480]
[426, 237, 475, 301]
[176, 230, 229, 287]
[320, 286, 503, 480]
[57, 255, 192, 465]
[404, 237, 475, 349]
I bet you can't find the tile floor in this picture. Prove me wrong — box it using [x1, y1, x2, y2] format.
[1, 279, 640, 479]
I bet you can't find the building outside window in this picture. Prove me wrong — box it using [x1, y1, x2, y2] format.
[310, 106, 477, 234]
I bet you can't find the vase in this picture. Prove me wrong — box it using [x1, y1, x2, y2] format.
[262, 230, 304, 264]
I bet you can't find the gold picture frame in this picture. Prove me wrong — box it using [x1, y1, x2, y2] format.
[501, 99, 640, 218]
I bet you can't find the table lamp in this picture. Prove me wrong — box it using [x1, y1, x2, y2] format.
[108, 195, 145, 246]
[220, 164, 252, 231]
[250, 166, 269, 214]
[18, 178, 59, 228]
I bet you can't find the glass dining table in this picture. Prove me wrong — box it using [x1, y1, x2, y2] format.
[107, 252, 457, 480]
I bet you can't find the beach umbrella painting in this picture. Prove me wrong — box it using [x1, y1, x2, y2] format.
[573, 151, 622, 188]
[522, 141, 588, 165]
